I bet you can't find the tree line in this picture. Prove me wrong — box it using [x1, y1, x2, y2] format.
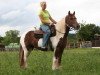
[0, 30, 20, 45]
[67, 23, 100, 43]
[0, 23, 100, 45]
[76, 23, 100, 41]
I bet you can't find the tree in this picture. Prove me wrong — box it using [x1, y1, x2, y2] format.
[68, 34, 77, 43]
[0, 36, 4, 43]
[77, 23, 100, 41]
[3, 30, 20, 45]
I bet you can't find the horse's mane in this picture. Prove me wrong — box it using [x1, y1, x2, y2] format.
[55, 17, 66, 34]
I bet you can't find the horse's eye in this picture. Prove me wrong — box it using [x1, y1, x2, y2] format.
[74, 18, 76, 19]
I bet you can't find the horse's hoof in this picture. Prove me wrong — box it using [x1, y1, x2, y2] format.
[41, 48, 48, 51]
[52, 66, 62, 70]
[20, 66, 27, 69]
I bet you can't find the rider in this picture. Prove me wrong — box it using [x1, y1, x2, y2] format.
[39, 1, 57, 48]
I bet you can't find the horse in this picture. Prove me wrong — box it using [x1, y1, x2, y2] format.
[19, 11, 80, 70]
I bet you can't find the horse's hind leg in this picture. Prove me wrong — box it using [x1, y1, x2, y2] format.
[19, 45, 24, 68]
[19, 45, 29, 69]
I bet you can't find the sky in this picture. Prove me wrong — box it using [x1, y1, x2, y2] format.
[0, 0, 100, 36]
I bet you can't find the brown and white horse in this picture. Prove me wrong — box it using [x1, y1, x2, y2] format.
[19, 11, 80, 70]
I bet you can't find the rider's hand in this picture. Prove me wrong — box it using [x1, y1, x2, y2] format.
[54, 21, 57, 24]
[50, 22, 54, 25]
[50, 21, 57, 25]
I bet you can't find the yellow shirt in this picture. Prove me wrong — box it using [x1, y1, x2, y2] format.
[39, 10, 50, 24]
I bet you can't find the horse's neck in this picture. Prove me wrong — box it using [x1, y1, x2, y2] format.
[55, 17, 70, 38]
[56, 18, 66, 33]
[50, 18, 69, 49]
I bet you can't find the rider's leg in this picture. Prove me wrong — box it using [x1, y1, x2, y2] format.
[40, 25, 51, 47]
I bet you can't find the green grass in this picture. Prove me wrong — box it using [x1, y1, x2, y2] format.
[0, 48, 100, 75]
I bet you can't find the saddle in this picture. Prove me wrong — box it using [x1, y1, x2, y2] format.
[34, 25, 56, 38]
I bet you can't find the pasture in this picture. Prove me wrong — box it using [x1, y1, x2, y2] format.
[0, 48, 100, 75]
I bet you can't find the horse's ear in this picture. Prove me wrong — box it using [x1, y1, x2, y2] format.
[68, 11, 70, 15]
[73, 11, 75, 15]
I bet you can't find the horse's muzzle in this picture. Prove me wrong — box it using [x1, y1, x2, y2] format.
[77, 25, 80, 29]
[74, 24, 80, 30]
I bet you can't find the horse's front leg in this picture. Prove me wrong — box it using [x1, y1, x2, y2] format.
[52, 47, 64, 70]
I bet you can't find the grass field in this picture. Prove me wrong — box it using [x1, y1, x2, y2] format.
[0, 48, 100, 75]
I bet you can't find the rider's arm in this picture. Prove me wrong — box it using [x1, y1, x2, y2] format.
[49, 15, 57, 24]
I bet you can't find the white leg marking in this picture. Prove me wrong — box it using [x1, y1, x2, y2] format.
[52, 56, 60, 70]
[20, 32, 28, 68]
[52, 57, 57, 70]
[24, 50, 28, 68]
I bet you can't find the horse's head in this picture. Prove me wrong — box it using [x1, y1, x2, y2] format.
[65, 11, 80, 30]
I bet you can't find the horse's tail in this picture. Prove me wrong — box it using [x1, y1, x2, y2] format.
[19, 44, 24, 68]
